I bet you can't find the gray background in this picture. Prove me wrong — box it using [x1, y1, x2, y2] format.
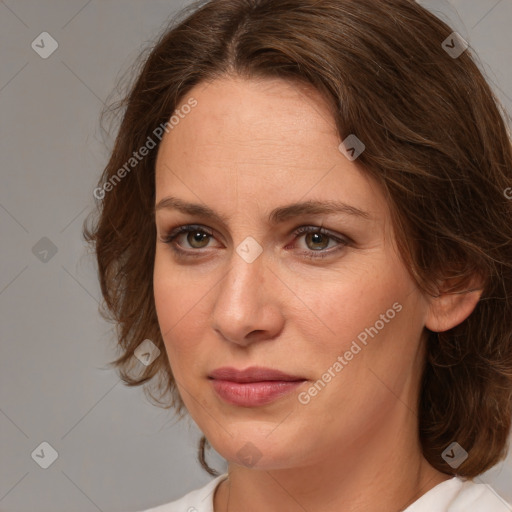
[1, 1, 511, 511]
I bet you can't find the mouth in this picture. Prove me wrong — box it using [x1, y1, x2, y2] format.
[208, 366, 307, 407]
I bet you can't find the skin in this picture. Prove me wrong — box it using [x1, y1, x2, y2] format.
[153, 76, 483, 512]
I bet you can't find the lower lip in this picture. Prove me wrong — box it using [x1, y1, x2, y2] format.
[210, 379, 305, 407]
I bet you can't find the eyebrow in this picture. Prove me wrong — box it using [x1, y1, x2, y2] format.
[155, 196, 372, 225]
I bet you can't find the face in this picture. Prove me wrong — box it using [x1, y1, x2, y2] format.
[153, 76, 431, 470]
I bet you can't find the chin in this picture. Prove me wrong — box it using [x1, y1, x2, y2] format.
[202, 421, 312, 470]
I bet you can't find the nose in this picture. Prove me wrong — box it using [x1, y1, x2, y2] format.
[210, 246, 285, 347]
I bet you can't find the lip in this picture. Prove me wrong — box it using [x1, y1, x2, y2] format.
[209, 366, 306, 382]
[208, 366, 307, 407]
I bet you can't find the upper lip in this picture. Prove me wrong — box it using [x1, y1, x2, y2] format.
[208, 366, 306, 383]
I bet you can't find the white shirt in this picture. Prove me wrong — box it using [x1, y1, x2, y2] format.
[139, 473, 512, 512]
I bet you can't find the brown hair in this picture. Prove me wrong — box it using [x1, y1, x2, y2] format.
[83, 0, 512, 478]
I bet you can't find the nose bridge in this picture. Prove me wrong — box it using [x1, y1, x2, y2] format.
[211, 237, 280, 343]
[218, 238, 266, 312]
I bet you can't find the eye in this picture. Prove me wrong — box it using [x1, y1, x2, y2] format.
[159, 224, 350, 260]
[289, 226, 349, 259]
[160, 224, 217, 256]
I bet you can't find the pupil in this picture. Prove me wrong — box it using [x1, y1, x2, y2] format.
[189, 231, 208, 247]
[309, 232, 328, 250]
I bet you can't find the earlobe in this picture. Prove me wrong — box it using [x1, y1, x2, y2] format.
[424, 276, 485, 333]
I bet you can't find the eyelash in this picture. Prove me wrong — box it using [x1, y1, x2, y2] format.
[159, 224, 350, 260]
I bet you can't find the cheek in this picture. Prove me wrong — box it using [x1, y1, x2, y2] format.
[153, 252, 179, 334]
[153, 251, 207, 365]
[290, 256, 407, 357]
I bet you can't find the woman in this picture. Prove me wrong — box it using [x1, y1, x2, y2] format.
[83, 0, 512, 510]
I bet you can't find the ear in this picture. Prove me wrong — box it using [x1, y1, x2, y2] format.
[424, 273, 485, 333]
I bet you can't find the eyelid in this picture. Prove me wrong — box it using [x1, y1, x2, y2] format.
[159, 224, 219, 252]
[160, 224, 216, 244]
[292, 225, 352, 245]
[159, 223, 350, 259]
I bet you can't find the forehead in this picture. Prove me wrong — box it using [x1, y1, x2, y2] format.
[154, 76, 388, 230]
[155, 76, 339, 173]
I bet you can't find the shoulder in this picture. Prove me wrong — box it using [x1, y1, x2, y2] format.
[136, 473, 228, 512]
[450, 479, 512, 511]
[405, 477, 512, 512]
